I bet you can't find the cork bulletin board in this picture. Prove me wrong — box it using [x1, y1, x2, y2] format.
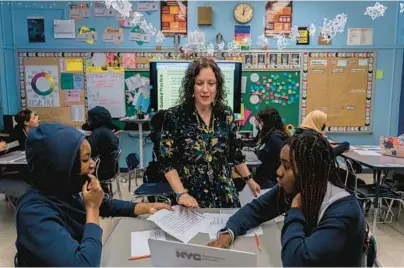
[19, 53, 86, 127]
[301, 52, 375, 133]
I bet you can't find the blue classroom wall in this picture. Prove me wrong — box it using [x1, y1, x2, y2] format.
[0, 1, 403, 168]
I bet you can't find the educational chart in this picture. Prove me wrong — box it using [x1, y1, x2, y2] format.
[21, 55, 86, 127]
[240, 71, 301, 132]
[25, 65, 60, 107]
[302, 52, 374, 132]
[86, 67, 126, 118]
[124, 71, 151, 116]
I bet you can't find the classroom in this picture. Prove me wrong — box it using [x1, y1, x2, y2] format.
[0, 0, 404, 267]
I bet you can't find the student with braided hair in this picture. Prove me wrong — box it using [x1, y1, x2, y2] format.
[208, 133, 368, 267]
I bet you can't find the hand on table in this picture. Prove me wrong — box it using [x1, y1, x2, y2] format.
[134, 202, 173, 215]
[207, 233, 232, 249]
[247, 179, 261, 197]
[178, 193, 199, 208]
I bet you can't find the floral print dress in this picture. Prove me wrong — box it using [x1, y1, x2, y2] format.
[158, 104, 245, 208]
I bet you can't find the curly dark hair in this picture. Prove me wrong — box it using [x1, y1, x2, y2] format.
[277, 133, 345, 232]
[178, 57, 227, 112]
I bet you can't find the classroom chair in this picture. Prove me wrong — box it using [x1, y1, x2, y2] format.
[126, 152, 173, 204]
[97, 150, 122, 199]
[344, 159, 404, 223]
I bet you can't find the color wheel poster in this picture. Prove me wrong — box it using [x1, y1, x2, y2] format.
[25, 66, 60, 107]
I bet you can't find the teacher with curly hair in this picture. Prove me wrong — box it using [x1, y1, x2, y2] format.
[157, 57, 260, 208]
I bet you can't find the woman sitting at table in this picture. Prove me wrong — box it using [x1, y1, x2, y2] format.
[7, 109, 39, 151]
[158, 57, 260, 208]
[295, 110, 350, 156]
[207, 133, 368, 267]
[254, 107, 289, 189]
[15, 123, 171, 267]
[86, 106, 119, 193]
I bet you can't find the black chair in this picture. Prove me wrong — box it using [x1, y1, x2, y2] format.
[97, 150, 122, 199]
[126, 152, 173, 204]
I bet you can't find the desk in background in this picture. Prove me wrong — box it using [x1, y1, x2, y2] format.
[342, 146, 404, 233]
[101, 209, 282, 267]
[0, 151, 26, 165]
[119, 118, 151, 169]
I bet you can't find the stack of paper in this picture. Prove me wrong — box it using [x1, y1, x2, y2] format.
[147, 206, 205, 243]
[131, 230, 166, 257]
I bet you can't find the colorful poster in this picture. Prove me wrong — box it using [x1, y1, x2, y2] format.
[27, 17, 45, 43]
[102, 27, 124, 45]
[129, 25, 150, 44]
[161, 0, 187, 36]
[234, 25, 251, 49]
[61, 73, 74, 89]
[25, 65, 60, 107]
[73, 73, 83, 89]
[66, 58, 83, 72]
[123, 53, 137, 68]
[66, 90, 81, 102]
[69, 3, 90, 18]
[265, 1, 292, 36]
[94, 2, 116, 17]
[77, 26, 97, 44]
[297, 27, 309, 45]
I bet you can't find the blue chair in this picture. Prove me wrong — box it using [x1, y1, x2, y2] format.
[125, 153, 173, 204]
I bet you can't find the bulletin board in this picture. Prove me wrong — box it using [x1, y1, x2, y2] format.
[302, 52, 375, 133]
[124, 70, 150, 117]
[240, 70, 301, 132]
[20, 53, 86, 127]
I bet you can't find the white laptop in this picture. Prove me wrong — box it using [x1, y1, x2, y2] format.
[148, 239, 257, 267]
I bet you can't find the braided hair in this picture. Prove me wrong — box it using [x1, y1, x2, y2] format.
[279, 133, 345, 232]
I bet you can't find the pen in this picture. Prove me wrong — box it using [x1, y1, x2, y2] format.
[128, 254, 151, 261]
[254, 233, 262, 251]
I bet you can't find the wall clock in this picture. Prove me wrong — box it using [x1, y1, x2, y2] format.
[234, 3, 253, 24]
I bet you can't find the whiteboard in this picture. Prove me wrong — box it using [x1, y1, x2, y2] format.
[86, 68, 125, 118]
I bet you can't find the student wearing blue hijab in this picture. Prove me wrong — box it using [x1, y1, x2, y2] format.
[15, 123, 172, 267]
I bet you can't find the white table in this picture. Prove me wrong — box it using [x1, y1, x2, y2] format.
[0, 151, 26, 165]
[101, 209, 282, 267]
[119, 118, 151, 169]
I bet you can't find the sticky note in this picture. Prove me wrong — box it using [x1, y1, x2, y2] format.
[376, 70, 384, 80]
[66, 58, 83, 72]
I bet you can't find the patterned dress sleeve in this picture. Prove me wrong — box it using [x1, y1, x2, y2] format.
[225, 107, 245, 165]
[157, 109, 179, 174]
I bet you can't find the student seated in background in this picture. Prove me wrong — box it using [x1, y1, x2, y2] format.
[15, 123, 171, 267]
[7, 109, 39, 151]
[254, 107, 289, 189]
[208, 134, 367, 267]
[86, 106, 119, 187]
[295, 110, 350, 156]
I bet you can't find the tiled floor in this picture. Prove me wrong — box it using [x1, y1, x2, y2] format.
[1, 174, 404, 266]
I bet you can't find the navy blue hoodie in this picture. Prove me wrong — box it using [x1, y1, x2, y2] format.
[224, 185, 365, 267]
[87, 106, 119, 181]
[15, 123, 136, 267]
[255, 130, 288, 189]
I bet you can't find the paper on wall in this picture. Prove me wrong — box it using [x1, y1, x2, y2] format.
[131, 230, 166, 257]
[54, 19, 75, 39]
[71, 105, 85, 122]
[241, 76, 247, 94]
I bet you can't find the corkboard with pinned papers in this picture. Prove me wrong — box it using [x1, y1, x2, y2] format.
[19, 53, 86, 127]
[301, 52, 375, 133]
